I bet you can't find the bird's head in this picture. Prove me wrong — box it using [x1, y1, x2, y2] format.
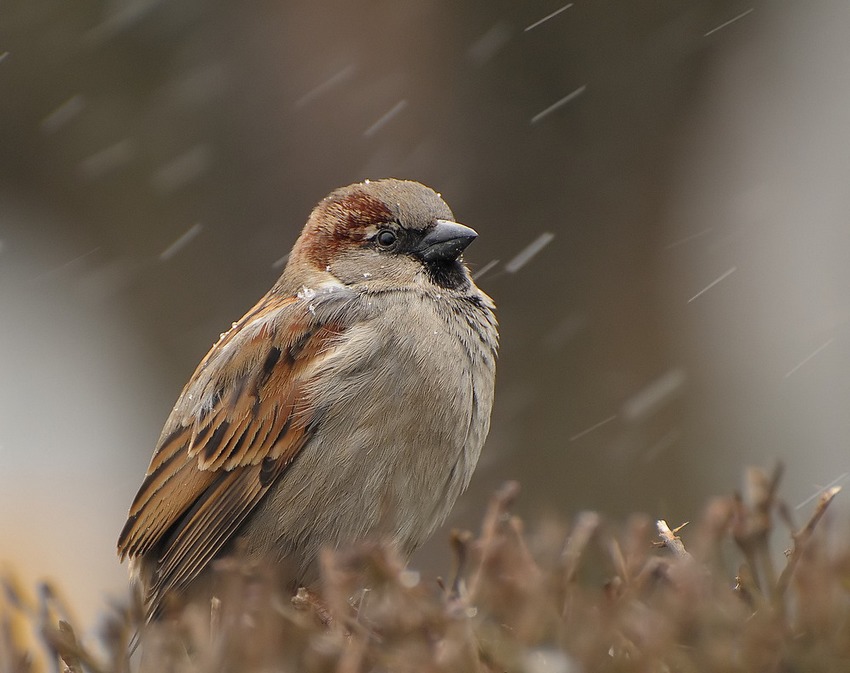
[282, 179, 478, 293]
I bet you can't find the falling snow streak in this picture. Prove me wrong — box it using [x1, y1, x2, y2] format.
[468, 23, 512, 64]
[77, 140, 135, 179]
[704, 8, 754, 37]
[271, 252, 291, 270]
[796, 472, 849, 510]
[151, 145, 212, 193]
[642, 428, 682, 463]
[570, 415, 617, 442]
[665, 228, 713, 250]
[296, 65, 355, 108]
[0, 52, 8, 64]
[686, 267, 736, 303]
[160, 224, 203, 262]
[363, 100, 408, 137]
[505, 233, 555, 273]
[784, 338, 834, 379]
[622, 369, 686, 422]
[86, 1, 162, 43]
[41, 95, 86, 133]
[472, 259, 500, 280]
[525, 4, 573, 32]
[36, 247, 101, 282]
[531, 85, 586, 124]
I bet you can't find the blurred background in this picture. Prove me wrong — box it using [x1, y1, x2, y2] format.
[3, 0, 850, 629]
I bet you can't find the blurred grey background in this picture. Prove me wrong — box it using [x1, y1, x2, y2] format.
[3, 0, 849, 628]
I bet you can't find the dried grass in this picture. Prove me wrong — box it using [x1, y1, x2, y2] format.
[3, 465, 850, 672]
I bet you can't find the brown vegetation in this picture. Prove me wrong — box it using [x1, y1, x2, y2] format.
[3, 465, 849, 672]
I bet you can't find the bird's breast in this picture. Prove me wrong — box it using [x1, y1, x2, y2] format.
[242, 289, 496, 579]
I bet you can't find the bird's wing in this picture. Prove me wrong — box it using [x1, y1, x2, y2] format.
[117, 287, 355, 607]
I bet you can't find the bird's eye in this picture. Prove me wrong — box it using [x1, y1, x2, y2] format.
[376, 229, 397, 248]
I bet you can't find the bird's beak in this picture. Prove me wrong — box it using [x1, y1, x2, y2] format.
[414, 220, 478, 263]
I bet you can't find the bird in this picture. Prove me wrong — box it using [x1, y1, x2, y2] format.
[117, 178, 498, 618]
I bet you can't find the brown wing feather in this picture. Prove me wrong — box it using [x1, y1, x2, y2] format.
[117, 292, 346, 609]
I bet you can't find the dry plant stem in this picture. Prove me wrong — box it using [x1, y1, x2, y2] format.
[607, 538, 629, 585]
[56, 622, 83, 673]
[449, 529, 473, 600]
[731, 493, 763, 596]
[505, 515, 539, 580]
[314, 550, 378, 644]
[480, 481, 521, 545]
[562, 512, 601, 582]
[468, 481, 520, 598]
[337, 632, 368, 673]
[1, 618, 30, 673]
[755, 464, 783, 592]
[291, 587, 333, 627]
[36, 584, 111, 673]
[735, 464, 784, 595]
[39, 583, 78, 628]
[774, 486, 841, 604]
[656, 520, 692, 561]
[12, 466, 850, 673]
[40, 620, 107, 673]
[693, 497, 734, 571]
[561, 511, 600, 618]
[734, 562, 767, 610]
[209, 596, 221, 642]
[776, 500, 796, 535]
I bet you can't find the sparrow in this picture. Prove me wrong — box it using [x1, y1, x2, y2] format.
[117, 178, 498, 617]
